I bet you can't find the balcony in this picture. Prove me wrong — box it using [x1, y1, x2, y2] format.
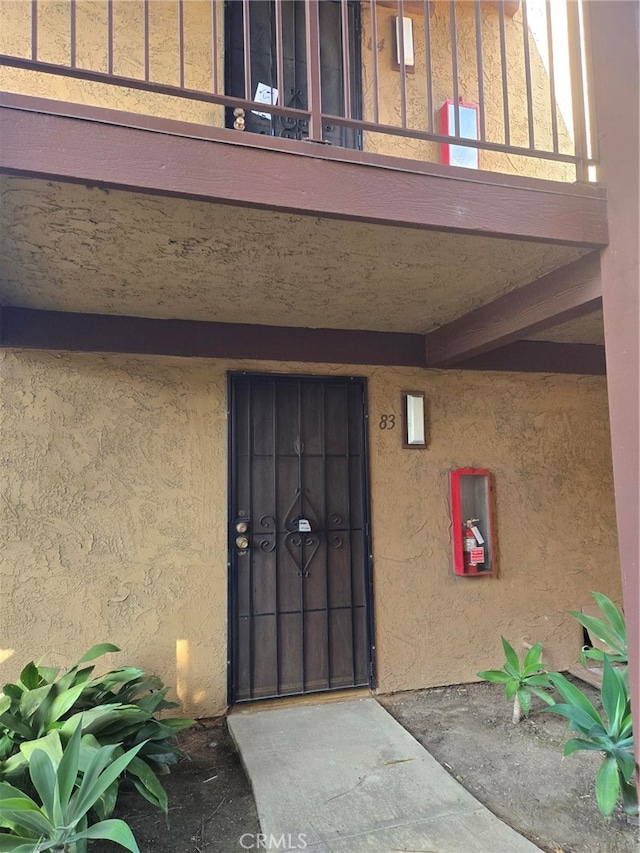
[0, 0, 597, 181]
[0, 1, 607, 369]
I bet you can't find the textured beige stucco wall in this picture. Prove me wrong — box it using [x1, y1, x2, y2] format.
[1, 350, 620, 714]
[0, 0, 573, 180]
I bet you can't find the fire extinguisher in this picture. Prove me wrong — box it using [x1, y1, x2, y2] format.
[463, 519, 481, 571]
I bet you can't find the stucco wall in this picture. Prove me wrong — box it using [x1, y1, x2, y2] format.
[1, 350, 620, 715]
[0, 0, 573, 180]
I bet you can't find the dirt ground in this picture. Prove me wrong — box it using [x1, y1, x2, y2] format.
[380, 680, 639, 853]
[94, 681, 639, 853]
[94, 718, 260, 853]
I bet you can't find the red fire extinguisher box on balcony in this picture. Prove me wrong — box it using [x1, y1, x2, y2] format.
[450, 468, 495, 577]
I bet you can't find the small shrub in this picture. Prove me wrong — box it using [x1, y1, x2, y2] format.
[477, 638, 555, 723]
[546, 660, 637, 818]
[0, 719, 142, 852]
[569, 592, 628, 666]
[0, 644, 193, 817]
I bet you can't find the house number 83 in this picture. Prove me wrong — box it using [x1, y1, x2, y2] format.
[379, 414, 396, 429]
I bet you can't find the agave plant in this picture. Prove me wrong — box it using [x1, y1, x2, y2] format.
[569, 592, 627, 666]
[547, 659, 637, 818]
[0, 644, 192, 815]
[0, 720, 142, 852]
[477, 638, 555, 723]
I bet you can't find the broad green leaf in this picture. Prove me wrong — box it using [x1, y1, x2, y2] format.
[91, 778, 119, 821]
[118, 677, 164, 703]
[612, 748, 637, 784]
[18, 685, 52, 723]
[505, 680, 518, 700]
[0, 805, 53, 836]
[77, 644, 120, 665]
[57, 719, 83, 814]
[0, 697, 10, 717]
[28, 749, 58, 823]
[20, 731, 63, 765]
[0, 783, 39, 807]
[127, 756, 168, 814]
[134, 690, 171, 714]
[18, 664, 40, 691]
[45, 683, 86, 727]
[564, 737, 605, 756]
[154, 717, 193, 734]
[71, 818, 140, 853]
[500, 638, 520, 673]
[60, 705, 143, 738]
[503, 663, 521, 681]
[69, 740, 146, 824]
[0, 752, 28, 782]
[96, 668, 144, 688]
[591, 592, 626, 639]
[0, 838, 42, 852]
[601, 658, 626, 735]
[2, 686, 21, 704]
[568, 612, 624, 656]
[522, 643, 544, 672]
[0, 713, 34, 741]
[36, 667, 60, 685]
[595, 756, 620, 816]
[529, 687, 556, 706]
[524, 674, 552, 688]
[547, 702, 606, 737]
[619, 776, 639, 815]
[547, 673, 602, 726]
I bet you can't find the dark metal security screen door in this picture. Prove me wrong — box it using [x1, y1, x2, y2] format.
[229, 374, 373, 702]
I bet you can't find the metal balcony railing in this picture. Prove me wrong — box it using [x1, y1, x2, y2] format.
[0, 0, 598, 181]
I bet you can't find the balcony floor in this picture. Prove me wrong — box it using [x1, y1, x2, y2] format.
[0, 175, 586, 337]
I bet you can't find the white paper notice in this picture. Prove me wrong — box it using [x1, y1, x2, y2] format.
[471, 526, 485, 545]
[252, 82, 279, 119]
[298, 519, 311, 533]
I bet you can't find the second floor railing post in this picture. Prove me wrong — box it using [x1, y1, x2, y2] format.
[567, 0, 588, 182]
[305, 0, 323, 142]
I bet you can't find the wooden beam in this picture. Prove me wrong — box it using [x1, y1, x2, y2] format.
[454, 340, 606, 375]
[0, 307, 606, 376]
[0, 307, 427, 367]
[425, 252, 602, 367]
[0, 94, 608, 247]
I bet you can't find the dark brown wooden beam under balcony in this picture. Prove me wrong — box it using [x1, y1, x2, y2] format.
[0, 94, 607, 247]
[455, 340, 606, 375]
[0, 307, 427, 368]
[425, 252, 602, 367]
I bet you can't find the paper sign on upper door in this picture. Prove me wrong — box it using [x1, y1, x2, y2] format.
[298, 519, 311, 532]
[253, 83, 279, 119]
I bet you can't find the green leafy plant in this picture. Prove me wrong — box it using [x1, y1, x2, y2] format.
[569, 592, 628, 666]
[477, 638, 555, 723]
[0, 720, 142, 852]
[0, 645, 193, 815]
[546, 659, 637, 818]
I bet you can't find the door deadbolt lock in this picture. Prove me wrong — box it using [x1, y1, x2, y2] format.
[236, 536, 249, 550]
[235, 521, 249, 534]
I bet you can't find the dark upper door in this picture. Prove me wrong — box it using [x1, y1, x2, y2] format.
[225, 0, 362, 148]
[229, 374, 373, 702]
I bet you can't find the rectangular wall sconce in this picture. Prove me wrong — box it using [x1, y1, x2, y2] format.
[393, 16, 415, 72]
[402, 391, 426, 448]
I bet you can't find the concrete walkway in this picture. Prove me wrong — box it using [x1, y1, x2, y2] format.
[229, 697, 541, 853]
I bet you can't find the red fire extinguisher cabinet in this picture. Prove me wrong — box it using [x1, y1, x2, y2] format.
[450, 468, 495, 577]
